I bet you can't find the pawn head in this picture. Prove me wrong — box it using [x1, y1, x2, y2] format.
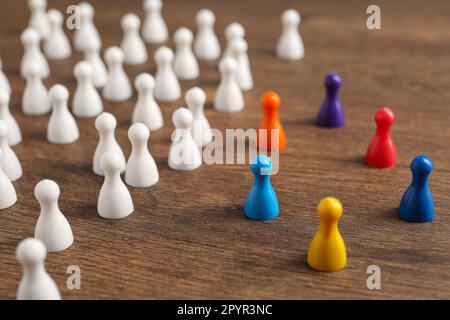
[324, 72, 342, 92]
[101, 151, 125, 173]
[34, 179, 60, 203]
[0, 120, 8, 138]
[174, 27, 193, 45]
[172, 107, 193, 129]
[121, 13, 141, 31]
[185, 87, 206, 110]
[128, 123, 150, 142]
[48, 84, 69, 104]
[24, 60, 42, 78]
[219, 57, 237, 75]
[375, 107, 395, 129]
[281, 9, 300, 26]
[16, 238, 47, 266]
[0, 89, 11, 105]
[231, 38, 248, 56]
[135, 73, 155, 91]
[21, 28, 40, 45]
[144, 0, 162, 11]
[411, 155, 433, 178]
[154, 46, 174, 64]
[84, 37, 101, 52]
[225, 22, 245, 41]
[47, 9, 63, 26]
[317, 197, 343, 222]
[196, 9, 215, 26]
[74, 61, 93, 79]
[250, 155, 272, 176]
[105, 47, 124, 64]
[261, 91, 281, 112]
[28, 0, 46, 10]
[79, 2, 94, 19]
[95, 112, 117, 132]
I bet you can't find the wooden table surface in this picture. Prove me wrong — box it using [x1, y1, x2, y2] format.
[0, 0, 449, 300]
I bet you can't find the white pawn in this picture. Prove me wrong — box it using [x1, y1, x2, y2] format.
[0, 57, 11, 94]
[276, 10, 304, 61]
[121, 13, 148, 65]
[0, 149, 17, 210]
[28, 0, 50, 39]
[44, 9, 71, 60]
[223, 22, 245, 58]
[173, 27, 199, 81]
[20, 28, 50, 79]
[125, 123, 159, 188]
[0, 90, 22, 146]
[73, 61, 103, 118]
[74, 2, 101, 52]
[186, 87, 212, 148]
[194, 9, 221, 61]
[154, 46, 181, 102]
[34, 180, 74, 253]
[142, 0, 168, 44]
[132, 73, 163, 131]
[0, 121, 22, 182]
[22, 60, 51, 116]
[82, 37, 107, 88]
[231, 38, 253, 91]
[16, 238, 61, 300]
[213, 57, 244, 113]
[93, 112, 126, 176]
[47, 85, 79, 144]
[168, 107, 202, 171]
[103, 47, 132, 102]
[98, 152, 134, 219]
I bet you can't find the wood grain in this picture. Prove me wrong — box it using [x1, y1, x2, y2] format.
[0, 0, 449, 299]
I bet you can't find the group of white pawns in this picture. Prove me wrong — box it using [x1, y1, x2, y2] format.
[1, 0, 305, 300]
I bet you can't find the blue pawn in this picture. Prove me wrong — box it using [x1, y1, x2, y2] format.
[399, 155, 434, 223]
[316, 72, 345, 128]
[244, 155, 279, 221]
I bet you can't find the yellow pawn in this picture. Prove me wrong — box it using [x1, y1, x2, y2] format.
[307, 197, 347, 272]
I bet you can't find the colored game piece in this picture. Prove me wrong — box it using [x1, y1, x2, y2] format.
[125, 123, 159, 188]
[223, 22, 245, 58]
[316, 72, 345, 128]
[174, 27, 199, 81]
[0, 57, 12, 94]
[47, 85, 80, 144]
[22, 60, 50, 116]
[74, 2, 101, 52]
[186, 87, 212, 147]
[0, 120, 22, 182]
[244, 155, 279, 221]
[0, 149, 17, 210]
[231, 38, 253, 91]
[168, 107, 202, 171]
[142, 0, 168, 44]
[28, 0, 50, 39]
[16, 238, 61, 300]
[132, 73, 164, 131]
[44, 9, 72, 60]
[103, 47, 132, 102]
[194, 9, 221, 60]
[214, 57, 244, 113]
[0, 90, 22, 146]
[83, 37, 107, 88]
[98, 152, 134, 219]
[276, 10, 304, 61]
[307, 197, 347, 272]
[93, 112, 126, 176]
[72, 61, 103, 118]
[34, 180, 74, 252]
[121, 13, 148, 65]
[399, 155, 435, 223]
[257, 91, 286, 151]
[154, 46, 181, 102]
[20, 28, 50, 79]
[365, 108, 396, 168]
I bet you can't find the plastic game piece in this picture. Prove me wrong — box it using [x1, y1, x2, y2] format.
[73, 61, 103, 118]
[22, 60, 51, 115]
[174, 27, 199, 81]
[0, 120, 22, 181]
[121, 13, 148, 65]
[0, 57, 11, 94]
[44, 9, 72, 60]
[142, 0, 168, 44]
[16, 238, 61, 300]
[82, 37, 107, 88]
[0, 149, 17, 210]
[316, 72, 345, 128]
[214, 57, 244, 113]
[224, 22, 245, 58]
[194, 9, 221, 60]
[34, 180, 74, 252]
[154, 46, 181, 102]
[0, 90, 22, 146]
[74, 2, 101, 52]
[276, 9, 304, 61]
[186, 87, 212, 147]
[231, 38, 253, 91]
[399, 155, 434, 223]
[244, 155, 279, 221]
[132, 73, 164, 131]
[257, 91, 286, 151]
[307, 197, 347, 272]
[365, 107, 396, 168]
[20, 28, 49, 79]
[28, 0, 50, 39]
[103, 47, 132, 102]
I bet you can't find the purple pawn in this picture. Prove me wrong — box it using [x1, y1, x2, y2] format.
[316, 72, 345, 128]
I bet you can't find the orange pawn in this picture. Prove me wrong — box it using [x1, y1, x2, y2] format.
[257, 92, 286, 151]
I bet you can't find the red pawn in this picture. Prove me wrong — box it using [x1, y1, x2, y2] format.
[365, 108, 396, 168]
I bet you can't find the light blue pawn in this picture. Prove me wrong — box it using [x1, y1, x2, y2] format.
[399, 155, 434, 223]
[244, 155, 279, 221]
